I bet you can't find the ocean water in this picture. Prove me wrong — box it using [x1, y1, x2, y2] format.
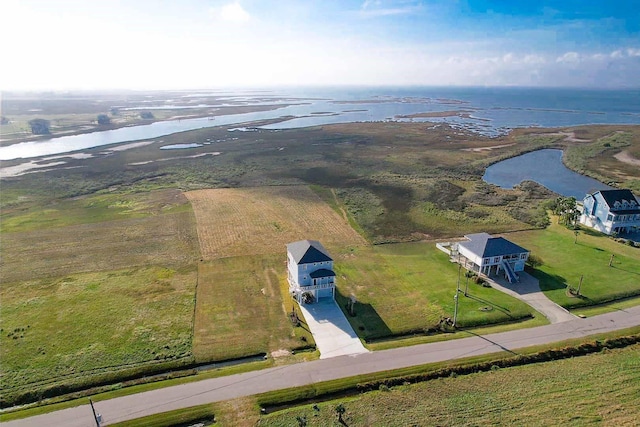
[1, 86, 639, 161]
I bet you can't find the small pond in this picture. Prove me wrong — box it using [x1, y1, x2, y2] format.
[482, 149, 611, 199]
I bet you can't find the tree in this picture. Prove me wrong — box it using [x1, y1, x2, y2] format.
[526, 254, 543, 268]
[140, 111, 154, 120]
[335, 403, 346, 423]
[554, 196, 578, 227]
[97, 114, 111, 125]
[0, 116, 9, 125]
[28, 118, 51, 135]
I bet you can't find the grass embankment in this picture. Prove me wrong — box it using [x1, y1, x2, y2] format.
[0, 190, 200, 407]
[335, 242, 538, 341]
[258, 342, 640, 427]
[507, 218, 640, 309]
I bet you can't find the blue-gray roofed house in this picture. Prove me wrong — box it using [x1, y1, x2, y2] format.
[286, 240, 336, 304]
[579, 189, 640, 236]
[457, 233, 529, 282]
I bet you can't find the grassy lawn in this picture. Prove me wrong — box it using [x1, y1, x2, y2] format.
[193, 255, 315, 363]
[258, 344, 640, 427]
[335, 242, 538, 340]
[506, 218, 640, 309]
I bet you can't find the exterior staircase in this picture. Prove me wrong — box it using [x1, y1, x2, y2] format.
[501, 260, 519, 283]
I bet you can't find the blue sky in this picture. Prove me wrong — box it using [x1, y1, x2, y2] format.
[1, 0, 639, 90]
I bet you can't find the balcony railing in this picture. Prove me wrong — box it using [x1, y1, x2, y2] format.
[291, 282, 335, 292]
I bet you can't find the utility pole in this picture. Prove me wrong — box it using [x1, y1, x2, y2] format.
[89, 398, 101, 426]
[453, 292, 459, 327]
[464, 271, 470, 297]
[577, 275, 584, 296]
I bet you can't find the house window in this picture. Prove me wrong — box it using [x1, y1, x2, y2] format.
[483, 258, 489, 264]
[607, 214, 613, 221]
[493, 257, 500, 263]
[521, 253, 528, 260]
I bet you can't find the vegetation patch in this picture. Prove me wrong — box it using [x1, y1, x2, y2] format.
[193, 255, 314, 363]
[0, 266, 197, 407]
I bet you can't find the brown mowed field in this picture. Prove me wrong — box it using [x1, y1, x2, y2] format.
[185, 186, 367, 260]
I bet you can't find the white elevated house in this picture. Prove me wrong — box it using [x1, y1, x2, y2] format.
[456, 233, 529, 283]
[580, 189, 640, 236]
[287, 240, 336, 304]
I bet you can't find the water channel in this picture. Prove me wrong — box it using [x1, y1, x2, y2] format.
[482, 149, 611, 199]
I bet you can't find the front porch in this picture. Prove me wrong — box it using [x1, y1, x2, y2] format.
[290, 281, 336, 304]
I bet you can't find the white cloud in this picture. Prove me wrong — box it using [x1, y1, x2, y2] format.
[626, 48, 640, 57]
[358, 1, 421, 18]
[361, 0, 382, 9]
[610, 49, 624, 59]
[556, 52, 580, 63]
[211, 2, 250, 23]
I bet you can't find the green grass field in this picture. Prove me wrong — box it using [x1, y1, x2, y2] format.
[335, 242, 538, 340]
[0, 190, 200, 405]
[258, 343, 640, 426]
[507, 218, 640, 309]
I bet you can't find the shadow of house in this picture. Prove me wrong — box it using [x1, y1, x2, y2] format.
[526, 268, 568, 292]
[335, 289, 392, 341]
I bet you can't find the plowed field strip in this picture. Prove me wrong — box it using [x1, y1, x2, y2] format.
[185, 186, 366, 260]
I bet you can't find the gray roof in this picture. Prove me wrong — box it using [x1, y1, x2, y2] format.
[286, 240, 332, 264]
[310, 268, 336, 278]
[595, 189, 639, 212]
[459, 233, 528, 258]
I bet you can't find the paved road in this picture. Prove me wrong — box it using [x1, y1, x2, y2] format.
[298, 299, 368, 359]
[487, 271, 577, 324]
[6, 305, 640, 427]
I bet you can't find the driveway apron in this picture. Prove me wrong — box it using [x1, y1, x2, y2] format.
[298, 299, 369, 359]
[486, 271, 577, 323]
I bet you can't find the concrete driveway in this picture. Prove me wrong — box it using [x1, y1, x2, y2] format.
[298, 299, 368, 359]
[486, 271, 577, 324]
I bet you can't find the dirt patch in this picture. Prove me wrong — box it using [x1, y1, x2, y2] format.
[271, 349, 292, 358]
[614, 150, 640, 167]
[461, 143, 516, 152]
[540, 131, 591, 143]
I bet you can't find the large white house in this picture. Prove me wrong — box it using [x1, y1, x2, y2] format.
[456, 233, 529, 283]
[286, 240, 336, 304]
[580, 189, 640, 236]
